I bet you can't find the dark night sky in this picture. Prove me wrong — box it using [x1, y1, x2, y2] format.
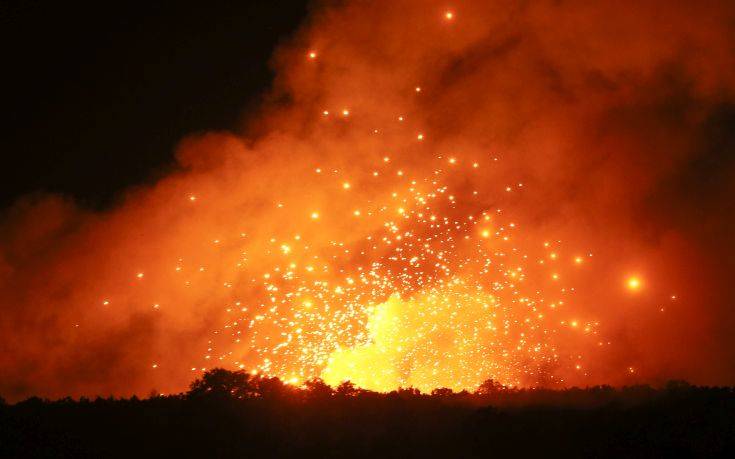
[0, 1, 310, 208]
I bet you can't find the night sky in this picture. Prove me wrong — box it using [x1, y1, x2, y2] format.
[1, 1, 309, 207]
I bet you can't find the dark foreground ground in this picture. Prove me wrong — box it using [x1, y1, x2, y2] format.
[1, 371, 734, 458]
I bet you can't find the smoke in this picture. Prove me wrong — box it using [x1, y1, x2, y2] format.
[2, 0, 735, 401]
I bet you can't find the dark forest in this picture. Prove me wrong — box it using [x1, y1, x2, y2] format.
[2, 370, 733, 458]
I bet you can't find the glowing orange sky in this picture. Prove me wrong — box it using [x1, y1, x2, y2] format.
[1, 0, 735, 401]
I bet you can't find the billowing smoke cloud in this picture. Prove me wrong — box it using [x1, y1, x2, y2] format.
[2, 0, 735, 401]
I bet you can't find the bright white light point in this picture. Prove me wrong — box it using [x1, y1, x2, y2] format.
[322, 110, 329, 116]
[353, 210, 361, 216]
[281, 244, 291, 254]
[136, 272, 144, 279]
[342, 182, 351, 189]
[417, 133, 424, 140]
[383, 156, 390, 162]
[315, 168, 321, 173]
[445, 11, 454, 20]
[308, 51, 317, 59]
[473, 162, 479, 168]
[574, 256, 584, 264]
[448, 157, 457, 164]
[626, 276, 642, 291]
[102, 300, 109, 306]
[152, 364, 158, 369]
[342, 109, 350, 116]
[415, 86, 421, 92]
[310, 212, 319, 220]
[188, 195, 197, 201]
[398, 116, 404, 121]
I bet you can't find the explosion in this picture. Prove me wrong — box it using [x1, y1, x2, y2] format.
[236, 149, 600, 391]
[2, 0, 735, 400]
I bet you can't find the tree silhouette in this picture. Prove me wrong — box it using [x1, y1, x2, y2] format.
[336, 381, 357, 397]
[252, 375, 293, 399]
[303, 378, 334, 400]
[475, 378, 506, 395]
[1, 372, 733, 458]
[431, 387, 454, 397]
[188, 368, 254, 399]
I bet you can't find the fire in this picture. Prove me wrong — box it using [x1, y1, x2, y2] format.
[626, 276, 642, 292]
[220, 145, 603, 390]
[5, 0, 733, 401]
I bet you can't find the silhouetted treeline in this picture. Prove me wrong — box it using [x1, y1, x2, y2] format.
[1, 370, 734, 458]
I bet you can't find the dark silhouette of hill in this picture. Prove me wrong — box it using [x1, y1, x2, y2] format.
[1, 369, 733, 458]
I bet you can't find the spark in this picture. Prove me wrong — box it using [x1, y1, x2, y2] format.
[94, 44, 623, 395]
[626, 276, 642, 292]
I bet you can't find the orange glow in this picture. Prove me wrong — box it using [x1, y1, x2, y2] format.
[3, 0, 733, 401]
[626, 276, 642, 292]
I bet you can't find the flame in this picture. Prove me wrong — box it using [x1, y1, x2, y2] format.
[228, 150, 600, 389]
[2, 0, 735, 400]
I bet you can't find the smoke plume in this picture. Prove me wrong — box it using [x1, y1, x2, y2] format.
[2, 0, 735, 400]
